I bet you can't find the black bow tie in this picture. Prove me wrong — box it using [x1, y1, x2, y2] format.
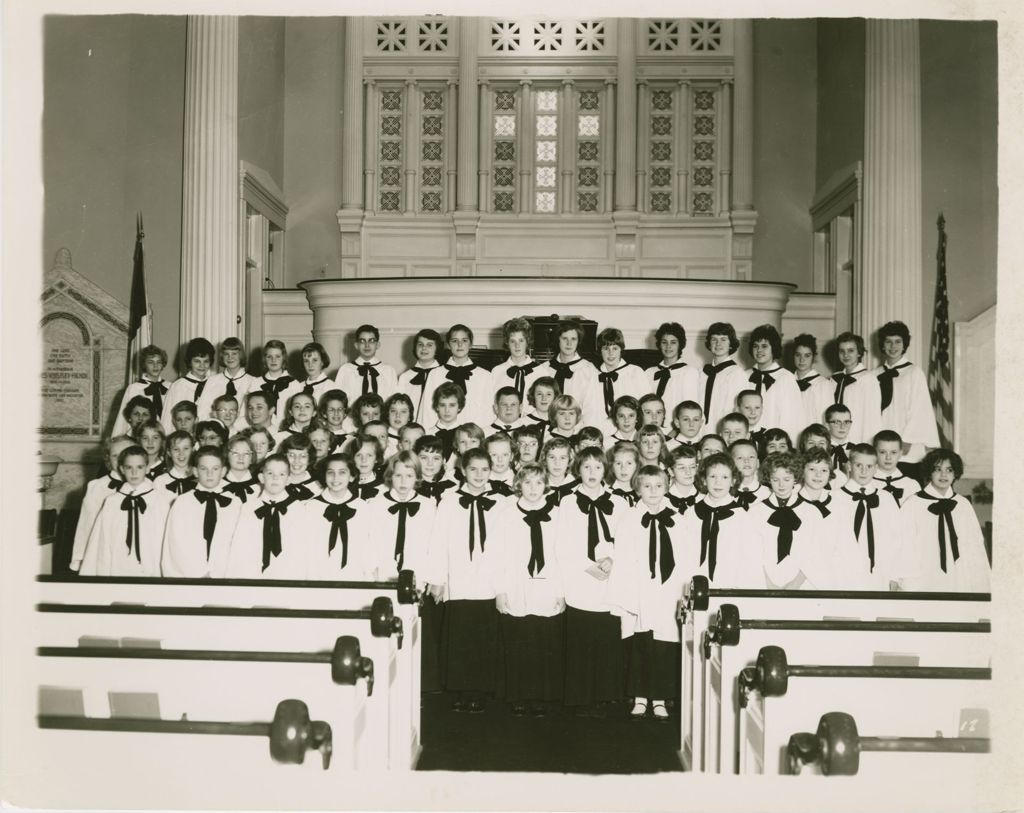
[193, 490, 232, 557]
[222, 478, 257, 503]
[119, 493, 148, 562]
[223, 374, 245, 398]
[286, 482, 315, 501]
[877, 362, 911, 411]
[141, 379, 167, 415]
[329, 432, 349, 453]
[260, 375, 293, 410]
[106, 477, 123, 491]
[611, 486, 637, 506]
[575, 491, 615, 561]
[488, 480, 513, 497]
[321, 500, 357, 567]
[506, 360, 541, 400]
[546, 479, 579, 508]
[845, 488, 880, 571]
[185, 375, 207, 401]
[652, 362, 686, 398]
[146, 462, 167, 481]
[458, 491, 496, 557]
[767, 498, 803, 562]
[357, 479, 382, 501]
[519, 504, 553, 576]
[549, 358, 579, 388]
[877, 476, 905, 503]
[435, 427, 456, 459]
[749, 368, 779, 393]
[832, 444, 849, 470]
[736, 490, 757, 509]
[357, 362, 381, 395]
[702, 360, 736, 417]
[254, 497, 296, 571]
[807, 495, 831, 518]
[598, 368, 622, 415]
[667, 492, 696, 514]
[917, 491, 960, 573]
[796, 374, 817, 393]
[418, 478, 456, 503]
[445, 363, 477, 393]
[833, 371, 859, 403]
[303, 377, 328, 396]
[642, 508, 676, 582]
[165, 476, 197, 496]
[387, 497, 421, 571]
[693, 501, 735, 581]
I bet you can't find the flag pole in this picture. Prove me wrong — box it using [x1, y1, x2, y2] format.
[127, 214, 152, 385]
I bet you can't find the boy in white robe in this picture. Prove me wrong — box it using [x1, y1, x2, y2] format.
[69, 435, 133, 572]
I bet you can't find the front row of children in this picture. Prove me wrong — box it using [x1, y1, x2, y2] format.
[75, 424, 989, 718]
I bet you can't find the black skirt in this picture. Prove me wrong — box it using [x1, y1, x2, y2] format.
[624, 631, 681, 701]
[563, 605, 624, 706]
[500, 613, 565, 703]
[441, 599, 503, 695]
[420, 594, 445, 693]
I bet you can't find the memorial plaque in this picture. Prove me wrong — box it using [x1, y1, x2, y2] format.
[41, 313, 100, 435]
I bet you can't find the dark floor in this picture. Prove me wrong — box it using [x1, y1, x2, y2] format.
[417, 692, 684, 774]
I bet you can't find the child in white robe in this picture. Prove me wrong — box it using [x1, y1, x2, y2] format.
[303, 453, 372, 579]
[152, 431, 198, 499]
[646, 322, 701, 433]
[69, 435, 133, 572]
[334, 324, 399, 405]
[872, 430, 919, 506]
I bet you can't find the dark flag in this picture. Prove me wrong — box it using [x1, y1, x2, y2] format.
[927, 214, 953, 449]
[127, 214, 152, 383]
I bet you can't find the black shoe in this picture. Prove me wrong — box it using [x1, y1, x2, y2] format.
[451, 699, 466, 712]
[468, 699, 485, 713]
[511, 702, 527, 716]
[530, 703, 547, 717]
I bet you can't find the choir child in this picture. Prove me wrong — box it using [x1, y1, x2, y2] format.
[637, 424, 671, 471]
[350, 392, 385, 431]
[760, 427, 794, 457]
[335, 324, 399, 405]
[69, 435, 134, 572]
[485, 432, 515, 495]
[798, 446, 837, 515]
[607, 465, 687, 719]
[430, 381, 466, 461]
[303, 452, 371, 579]
[384, 392, 415, 457]
[197, 337, 254, 420]
[137, 420, 166, 479]
[491, 317, 545, 405]
[279, 433, 322, 501]
[278, 341, 335, 408]
[605, 395, 640, 447]
[667, 445, 699, 514]
[112, 344, 173, 436]
[873, 321, 940, 463]
[398, 328, 443, 427]
[731, 438, 770, 507]
[238, 426, 274, 466]
[274, 391, 319, 444]
[425, 448, 506, 712]
[451, 422, 485, 477]
[80, 444, 171, 577]
[646, 322, 700, 431]
[493, 463, 564, 716]
[549, 394, 585, 440]
[824, 404, 855, 475]
[749, 452, 828, 589]
[160, 337, 215, 433]
[542, 436, 578, 506]
[307, 426, 333, 464]
[698, 322, 750, 437]
[210, 394, 240, 433]
[221, 435, 260, 503]
[489, 386, 527, 434]
[638, 394, 668, 435]
[153, 430, 198, 498]
[169, 400, 198, 436]
[697, 434, 727, 460]
[799, 423, 847, 490]
[415, 435, 459, 504]
[746, 324, 804, 442]
[161, 446, 241, 578]
[254, 340, 295, 424]
[737, 390, 766, 445]
[666, 401, 704, 451]
[350, 433, 385, 499]
[593, 326, 651, 423]
[553, 446, 630, 716]
[826, 443, 903, 590]
[831, 331, 883, 444]
[679, 452, 762, 586]
[226, 453, 307, 579]
[524, 376, 559, 442]
[873, 430, 918, 505]
[791, 333, 834, 430]
[537, 319, 602, 427]
[318, 389, 352, 452]
[194, 420, 228, 449]
[512, 426, 543, 469]
[428, 324, 493, 427]
[399, 423, 425, 453]
[718, 412, 749, 446]
[364, 450, 436, 582]
[119, 395, 155, 440]
[572, 426, 605, 455]
[896, 449, 990, 592]
[607, 441, 640, 506]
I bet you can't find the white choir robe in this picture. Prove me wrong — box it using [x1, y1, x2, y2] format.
[698, 356, 750, 435]
[160, 375, 211, 433]
[277, 376, 336, 412]
[196, 371, 256, 420]
[646, 362, 701, 432]
[535, 355, 603, 428]
[360, 492, 436, 587]
[896, 486, 990, 592]
[591, 362, 652, 422]
[488, 417, 528, 435]
[423, 489, 510, 600]
[491, 500, 564, 617]
[872, 472, 919, 507]
[70, 474, 123, 571]
[161, 488, 242, 578]
[491, 358, 546, 405]
[831, 364, 883, 444]
[79, 483, 172, 577]
[225, 494, 309, 579]
[606, 429, 639, 450]
[552, 487, 630, 613]
[605, 499, 690, 643]
[677, 495, 764, 587]
[302, 493, 374, 580]
[665, 435, 700, 453]
[421, 362, 494, 428]
[335, 358, 399, 406]
[221, 472, 261, 504]
[737, 483, 771, 510]
[152, 470, 198, 503]
[873, 358, 940, 459]
[749, 495, 829, 589]
[112, 377, 175, 436]
[821, 484, 903, 590]
[748, 366, 805, 442]
[796, 372, 835, 429]
[398, 363, 442, 427]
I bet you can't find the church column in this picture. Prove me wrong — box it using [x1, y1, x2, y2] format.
[861, 20, 923, 367]
[337, 17, 365, 277]
[179, 16, 238, 344]
[453, 17, 480, 273]
[613, 18, 639, 276]
[729, 19, 757, 281]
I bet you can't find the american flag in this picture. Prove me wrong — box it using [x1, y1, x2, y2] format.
[126, 213, 153, 383]
[927, 213, 953, 449]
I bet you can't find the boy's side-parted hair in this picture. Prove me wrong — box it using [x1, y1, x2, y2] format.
[878, 320, 912, 353]
[873, 429, 903, 447]
[736, 390, 763, 407]
[383, 449, 423, 486]
[669, 444, 700, 465]
[493, 385, 522, 405]
[414, 434, 445, 457]
[571, 444, 607, 478]
[171, 400, 199, 418]
[847, 443, 877, 462]
[432, 381, 467, 411]
[165, 429, 195, 451]
[513, 462, 548, 495]
[355, 324, 380, 341]
[632, 463, 669, 492]
[260, 452, 290, 474]
[485, 431, 513, 451]
[695, 452, 740, 496]
[502, 317, 533, 351]
[697, 433, 726, 455]
[835, 331, 866, 360]
[921, 447, 964, 482]
[655, 321, 687, 350]
[212, 394, 239, 410]
[704, 322, 739, 354]
[185, 337, 216, 364]
[300, 341, 331, 369]
[117, 444, 149, 469]
[139, 344, 168, 366]
[748, 324, 783, 360]
[191, 444, 226, 469]
[673, 400, 703, 421]
[728, 437, 759, 458]
[824, 403, 852, 422]
[718, 412, 750, 431]
[759, 451, 803, 486]
[527, 376, 561, 407]
[245, 390, 273, 410]
[597, 326, 625, 350]
[400, 422, 425, 437]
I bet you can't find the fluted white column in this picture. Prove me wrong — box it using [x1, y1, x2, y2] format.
[180, 16, 238, 345]
[614, 19, 637, 212]
[731, 20, 754, 210]
[337, 18, 365, 277]
[862, 20, 922, 367]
